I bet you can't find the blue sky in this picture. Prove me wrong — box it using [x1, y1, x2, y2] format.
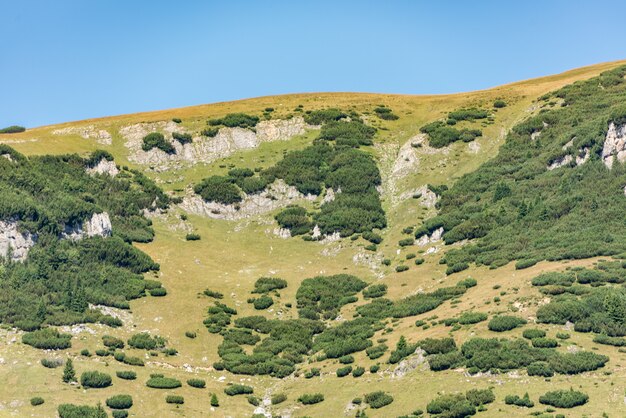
[2, 0, 626, 128]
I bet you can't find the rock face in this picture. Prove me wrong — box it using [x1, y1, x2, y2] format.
[61, 212, 112, 240]
[86, 159, 119, 177]
[547, 155, 573, 170]
[0, 219, 37, 262]
[180, 180, 315, 220]
[122, 117, 309, 171]
[602, 122, 626, 168]
[52, 125, 112, 145]
[417, 227, 444, 246]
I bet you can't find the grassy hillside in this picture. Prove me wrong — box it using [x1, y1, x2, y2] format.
[1, 60, 626, 418]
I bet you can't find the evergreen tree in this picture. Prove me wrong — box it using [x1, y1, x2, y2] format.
[62, 358, 76, 383]
[210, 393, 219, 407]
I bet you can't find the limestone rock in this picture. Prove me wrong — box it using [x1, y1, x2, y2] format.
[417, 227, 443, 246]
[53, 125, 112, 145]
[602, 122, 626, 168]
[122, 117, 309, 171]
[180, 180, 315, 220]
[86, 159, 119, 177]
[62, 212, 112, 240]
[0, 219, 37, 262]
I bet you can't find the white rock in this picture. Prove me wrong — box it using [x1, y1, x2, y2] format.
[602, 122, 626, 168]
[0, 219, 37, 262]
[547, 154, 573, 170]
[61, 212, 112, 240]
[122, 117, 309, 171]
[86, 158, 119, 177]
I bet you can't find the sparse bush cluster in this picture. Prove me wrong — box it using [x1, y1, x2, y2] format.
[420, 120, 483, 148]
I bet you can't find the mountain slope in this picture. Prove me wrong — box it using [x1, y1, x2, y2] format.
[0, 61, 625, 418]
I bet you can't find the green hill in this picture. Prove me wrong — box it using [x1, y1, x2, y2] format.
[1, 60, 626, 417]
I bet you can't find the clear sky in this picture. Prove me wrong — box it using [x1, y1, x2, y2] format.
[2, 0, 626, 128]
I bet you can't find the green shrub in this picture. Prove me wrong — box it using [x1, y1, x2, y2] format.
[418, 337, 457, 355]
[41, 358, 63, 368]
[364, 391, 394, 409]
[165, 395, 184, 404]
[211, 393, 219, 407]
[275, 206, 312, 235]
[208, 113, 259, 128]
[23, 328, 72, 350]
[426, 393, 475, 417]
[395, 265, 409, 273]
[504, 393, 534, 408]
[465, 388, 494, 406]
[298, 393, 324, 405]
[146, 376, 181, 389]
[106, 395, 133, 409]
[0, 125, 26, 134]
[539, 389, 588, 408]
[224, 384, 254, 396]
[527, 361, 554, 377]
[532, 337, 558, 348]
[58, 403, 108, 418]
[252, 295, 274, 310]
[116, 370, 136, 380]
[366, 344, 388, 359]
[185, 233, 201, 241]
[374, 106, 399, 121]
[336, 366, 352, 377]
[414, 258, 425, 265]
[128, 333, 166, 350]
[339, 355, 354, 364]
[112, 411, 128, 418]
[253, 277, 288, 293]
[493, 100, 507, 108]
[362, 231, 383, 244]
[149, 287, 167, 297]
[370, 364, 380, 373]
[515, 259, 538, 270]
[194, 176, 242, 204]
[80, 371, 112, 388]
[457, 311, 487, 325]
[172, 132, 192, 145]
[487, 315, 527, 332]
[593, 334, 626, 347]
[352, 366, 365, 377]
[142, 132, 174, 153]
[30, 397, 44, 406]
[203, 289, 224, 299]
[172, 118, 182, 123]
[271, 393, 287, 405]
[187, 378, 206, 388]
[201, 127, 219, 137]
[363, 284, 387, 299]
[102, 335, 125, 349]
[522, 329, 546, 339]
[303, 108, 347, 125]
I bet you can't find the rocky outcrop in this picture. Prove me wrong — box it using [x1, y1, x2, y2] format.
[61, 212, 112, 240]
[86, 159, 119, 177]
[602, 122, 626, 168]
[52, 125, 112, 145]
[547, 154, 573, 170]
[392, 139, 420, 177]
[180, 180, 315, 220]
[122, 117, 309, 171]
[0, 219, 37, 262]
[417, 227, 443, 246]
